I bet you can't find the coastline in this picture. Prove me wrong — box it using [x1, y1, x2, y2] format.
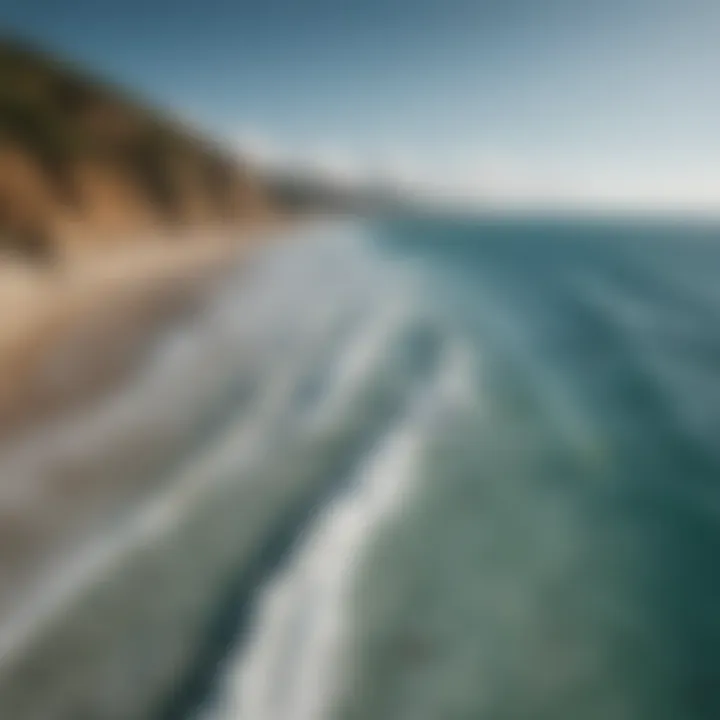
[0, 219, 360, 720]
[0, 221, 294, 718]
[0, 223, 285, 440]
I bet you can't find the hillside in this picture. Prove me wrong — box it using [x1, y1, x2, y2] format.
[0, 38, 276, 261]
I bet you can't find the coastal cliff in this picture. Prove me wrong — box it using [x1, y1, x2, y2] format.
[0, 38, 296, 435]
[0, 38, 277, 262]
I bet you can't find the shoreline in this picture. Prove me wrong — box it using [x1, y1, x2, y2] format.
[0, 219, 354, 720]
[0, 223, 285, 441]
[0, 222, 295, 717]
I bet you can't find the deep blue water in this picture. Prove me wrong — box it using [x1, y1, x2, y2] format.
[175, 216, 720, 720]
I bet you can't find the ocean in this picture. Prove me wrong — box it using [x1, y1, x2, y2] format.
[4, 216, 719, 720]
[170, 215, 720, 720]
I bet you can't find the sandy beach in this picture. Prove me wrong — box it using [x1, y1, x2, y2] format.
[0, 228, 276, 439]
[0, 226, 281, 619]
[0, 223, 308, 719]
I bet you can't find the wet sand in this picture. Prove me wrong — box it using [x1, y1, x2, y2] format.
[0, 229, 274, 438]
[0, 222, 327, 720]
[0, 226, 278, 626]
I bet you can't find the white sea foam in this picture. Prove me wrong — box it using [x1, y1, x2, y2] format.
[203, 329, 478, 720]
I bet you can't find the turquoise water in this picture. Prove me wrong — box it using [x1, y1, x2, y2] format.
[181, 217, 720, 720]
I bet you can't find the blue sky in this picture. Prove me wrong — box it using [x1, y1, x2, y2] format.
[5, 0, 720, 208]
